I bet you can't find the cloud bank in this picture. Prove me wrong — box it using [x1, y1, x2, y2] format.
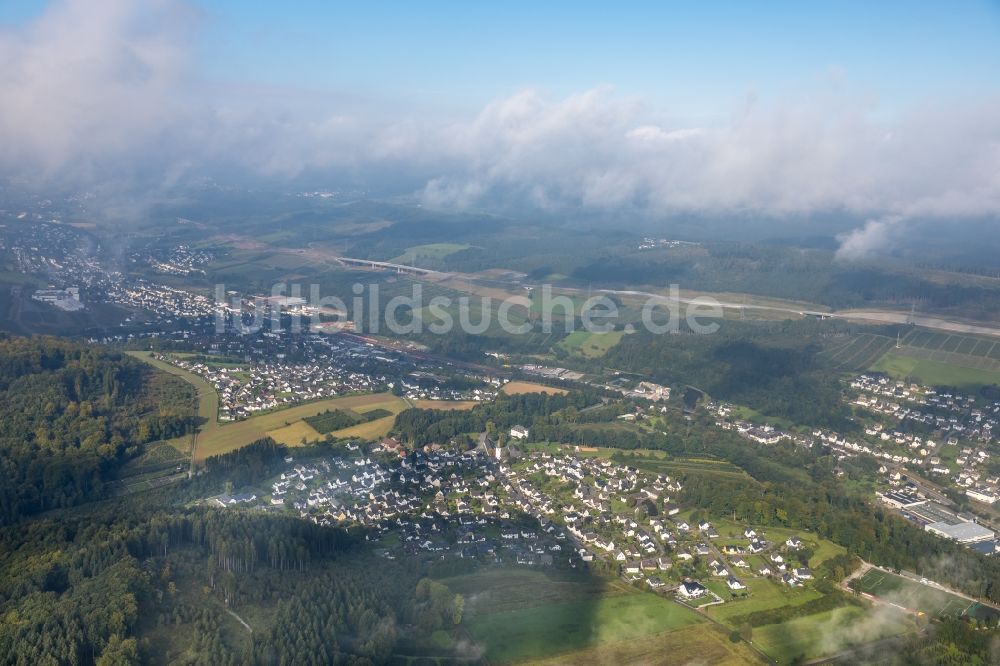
[2, 0, 999, 252]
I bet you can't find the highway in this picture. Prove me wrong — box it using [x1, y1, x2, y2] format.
[297, 251, 1000, 338]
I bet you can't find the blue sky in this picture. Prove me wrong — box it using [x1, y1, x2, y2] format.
[1, 0, 999, 236]
[3, 0, 999, 115]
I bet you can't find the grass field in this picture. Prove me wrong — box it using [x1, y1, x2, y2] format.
[870, 351, 1000, 390]
[391, 243, 472, 265]
[753, 605, 910, 664]
[706, 577, 823, 625]
[502, 381, 568, 395]
[558, 330, 627, 358]
[440, 569, 712, 664]
[523, 623, 764, 666]
[858, 328, 1000, 389]
[822, 328, 1000, 388]
[854, 569, 988, 618]
[464, 589, 702, 663]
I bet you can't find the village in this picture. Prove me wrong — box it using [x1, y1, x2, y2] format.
[135, 243, 216, 276]
[208, 429, 825, 608]
[152, 333, 499, 420]
[709, 373, 1000, 557]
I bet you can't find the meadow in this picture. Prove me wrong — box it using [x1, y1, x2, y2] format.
[391, 243, 472, 266]
[751, 605, 910, 664]
[868, 328, 1000, 388]
[439, 569, 707, 664]
[558, 329, 627, 358]
[523, 623, 764, 666]
[706, 577, 823, 625]
[870, 352, 1000, 390]
[202, 393, 407, 459]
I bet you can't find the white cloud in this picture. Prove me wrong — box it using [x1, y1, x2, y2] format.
[1, 0, 999, 252]
[834, 215, 905, 260]
[0, 0, 200, 183]
[626, 125, 705, 143]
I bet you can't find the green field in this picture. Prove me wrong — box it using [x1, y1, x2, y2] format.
[392, 243, 472, 265]
[706, 577, 823, 624]
[821, 328, 1000, 388]
[752, 605, 910, 664]
[870, 350, 1000, 390]
[558, 330, 627, 358]
[868, 329, 1000, 388]
[465, 591, 701, 663]
[522, 623, 764, 665]
[440, 569, 703, 664]
[854, 569, 992, 619]
[622, 452, 751, 481]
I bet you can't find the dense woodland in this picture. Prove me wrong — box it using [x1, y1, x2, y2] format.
[604, 319, 857, 428]
[0, 336, 194, 525]
[0, 437, 462, 665]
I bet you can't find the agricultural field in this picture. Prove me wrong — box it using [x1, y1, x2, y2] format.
[821, 328, 1000, 388]
[821, 333, 897, 372]
[411, 399, 479, 410]
[870, 352, 1000, 391]
[242, 395, 405, 454]
[853, 569, 996, 620]
[501, 381, 569, 395]
[304, 407, 394, 433]
[867, 329, 1000, 388]
[752, 605, 910, 664]
[266, 420, 321, 447]
[128, 350, 414, 456]
[558, 329, 627, 358]
[311, 414, 397, 441]
[439, 569, 707, 664]
[522, 623, 763, 666]
[391, 243, 472, 265]
[620, 452, 751, 482]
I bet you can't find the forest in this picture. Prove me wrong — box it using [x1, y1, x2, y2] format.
[603, 319, 857, 428]
[566, 243, 1000, 317]
[0, 336, 195, 525]
[0, 438, 462, 665]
